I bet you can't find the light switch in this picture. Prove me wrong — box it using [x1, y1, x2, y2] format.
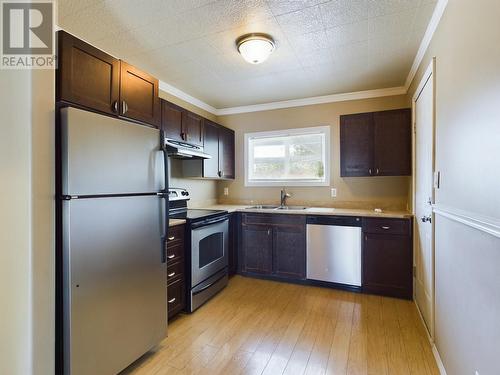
[224, 187, 229, 196]
[331, 188, 337, 198]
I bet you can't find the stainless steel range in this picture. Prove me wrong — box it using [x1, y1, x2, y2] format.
[168, 188, 229, 312]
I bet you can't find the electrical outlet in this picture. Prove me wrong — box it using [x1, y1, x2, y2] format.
[330, 188, 337, 198]
[223, 187, 229, 196]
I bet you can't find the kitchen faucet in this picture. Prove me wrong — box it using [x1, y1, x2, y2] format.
[280, 188, 291, 207]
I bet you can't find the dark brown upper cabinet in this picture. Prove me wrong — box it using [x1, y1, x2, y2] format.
[182, 118, 235, 180]
[56, 31, 160, 128]
[373, 109, 411, 176]
[340, 112, 373, 177]
[119, 61, 160, 127]
[202, 120, 220, 179]
[57, 31, 120, 116]
[340, 108, 411, 177]
[161, 101, 184, 142]
[218, 126, 235, 179]
[182, 111, 204, 146]
[161, 100, 204, 146]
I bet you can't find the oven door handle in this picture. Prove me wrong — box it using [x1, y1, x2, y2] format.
[191, 214, 229, 229]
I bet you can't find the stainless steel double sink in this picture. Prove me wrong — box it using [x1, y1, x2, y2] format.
[245, 205, 308, 211]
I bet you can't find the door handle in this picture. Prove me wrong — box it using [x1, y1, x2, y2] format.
[421, 215, 432, 223]
[122, 100, 128, 115]
[167, 254, 175, 259]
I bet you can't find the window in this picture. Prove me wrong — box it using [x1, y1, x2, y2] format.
[245, 126, 330, 186]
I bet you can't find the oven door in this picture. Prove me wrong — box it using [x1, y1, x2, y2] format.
[191, 215, 229, 287]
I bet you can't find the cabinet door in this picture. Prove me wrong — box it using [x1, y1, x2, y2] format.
[167, 277, 185, 319]
[219, 126, 235, 179]
[273, 225, 306, 279]
[241, 224, 273, 274]
[228, 213, 239, 276]
[340, 112, 374, 176]
[202, 120, 220, 178]
[363, 233, 412, 299]
[182, 111, 204, 146]
[373, 109, 411, 176]
[57, 31, 120, 115]
[119, 61, 160, 127]
[162, 100, 184, 142]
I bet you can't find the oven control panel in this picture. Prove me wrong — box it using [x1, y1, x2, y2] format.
[168, 188, 190, 201]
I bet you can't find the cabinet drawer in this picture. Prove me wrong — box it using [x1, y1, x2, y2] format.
[167, 278, 185, 318]
[363, 218, 410, 235]
[242, 213, 305, 226]
[167, 261, 184, 285]
[167, 225, 185, 245]
[166, 242, 184, 263]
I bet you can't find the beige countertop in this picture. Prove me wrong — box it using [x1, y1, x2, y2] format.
[198, 205, 412, 219]
[169, 219, 186, 227]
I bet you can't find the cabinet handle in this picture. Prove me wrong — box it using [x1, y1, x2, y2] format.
[218, 170, 222, 177]
[168, 236, 175, 241]
[168, 297, 176, 304]
[267, 228, 271, 236]
[376, 168, 379, 175]
[167, 254, 175, 259]
[122, 100, 128, 115]
[112, 100, 118, 113]
[381, 226, 390, 230]
[369, 168, 372, 175]
[168, 272, 176, 278]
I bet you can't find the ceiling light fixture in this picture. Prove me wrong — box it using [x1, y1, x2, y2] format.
[236, 33, 275, 64]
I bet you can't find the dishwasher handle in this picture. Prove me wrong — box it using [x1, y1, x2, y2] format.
[306, 215, 361, 227]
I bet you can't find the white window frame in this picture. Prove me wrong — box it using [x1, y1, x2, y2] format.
[244, 125, 331, 187]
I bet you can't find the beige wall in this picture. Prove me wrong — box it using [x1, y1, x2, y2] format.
[217, 95, 411, 210]
[0, 68, 54, 374]
[408, 1, 500, 374]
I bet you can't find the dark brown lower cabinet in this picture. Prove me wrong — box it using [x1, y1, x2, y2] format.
[273, 225, 306, 279]
[228, 213, 239, 276]
[241, 223, 273, 274]
[240, 214, 306, 280]
[167, 278, 185, 319]
[362, 218, 413, 299]
[167, 224, 186, 319]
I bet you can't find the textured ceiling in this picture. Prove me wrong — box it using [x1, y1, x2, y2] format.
[58, 0, 437, 108]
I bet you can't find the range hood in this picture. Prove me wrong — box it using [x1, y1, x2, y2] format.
[164, 138, 211, 159]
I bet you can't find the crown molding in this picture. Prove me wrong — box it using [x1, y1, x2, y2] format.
[159, 81, 218, 115]
[159, 0, 448, 116]
[404, 0, 448, 90]
[216, 86, 407, 115]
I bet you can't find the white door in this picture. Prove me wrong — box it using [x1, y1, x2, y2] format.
[413, 61, 435, 337]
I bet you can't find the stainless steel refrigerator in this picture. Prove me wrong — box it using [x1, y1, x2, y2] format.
[59, 107, 168, 375]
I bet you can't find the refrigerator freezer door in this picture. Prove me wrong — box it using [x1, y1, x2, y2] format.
[63, 196, 167, 375]
[61, 107, 164, 195]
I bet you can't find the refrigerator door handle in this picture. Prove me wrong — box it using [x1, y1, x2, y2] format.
[161, 131, 169, 264]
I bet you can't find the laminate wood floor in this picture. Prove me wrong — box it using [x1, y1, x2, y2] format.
[122, 276, 439, 375]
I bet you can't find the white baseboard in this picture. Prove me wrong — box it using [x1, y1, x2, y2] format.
[414, 301, 447, 375]
[432, 344, 448, 375]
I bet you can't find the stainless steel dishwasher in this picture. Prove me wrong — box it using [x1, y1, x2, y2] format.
[306, 216, 362, 287]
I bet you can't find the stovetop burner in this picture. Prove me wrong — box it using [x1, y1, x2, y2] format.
[168, 188, 227, 222]
[170, 209, 226, 221]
